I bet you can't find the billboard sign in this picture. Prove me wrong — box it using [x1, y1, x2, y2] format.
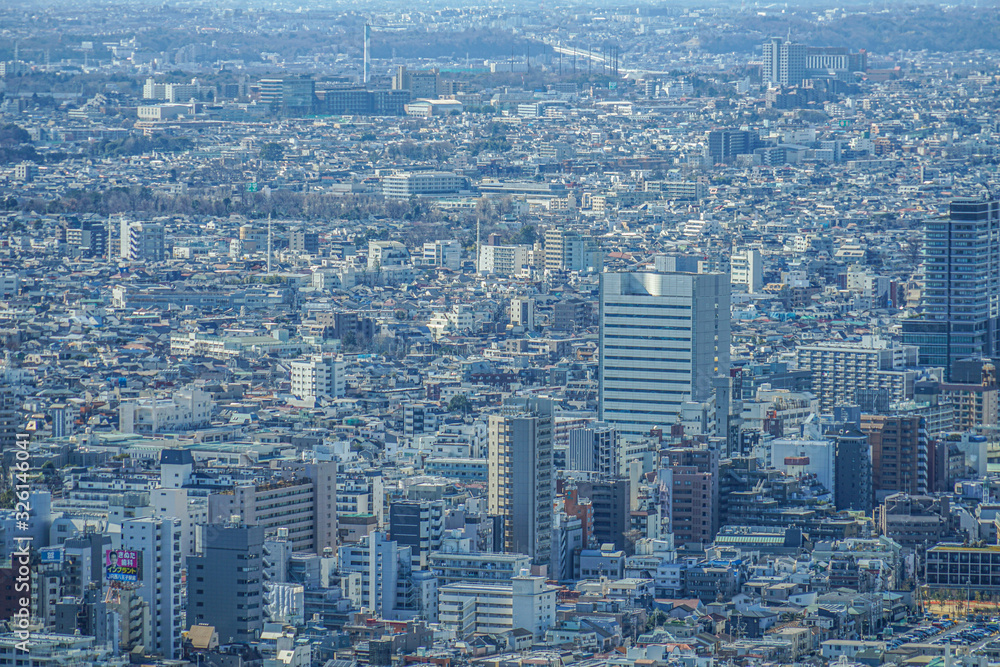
[105, 550, 142, 583]
[39, 547, 63, 564]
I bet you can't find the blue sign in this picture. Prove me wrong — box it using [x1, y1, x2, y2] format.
[39, 547, 63, 564]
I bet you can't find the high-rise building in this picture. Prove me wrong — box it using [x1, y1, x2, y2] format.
[861, 414, 929, 500]
[577, 478, 630, 551]
[122, 517, 183, 659]
[488, 398, 553, 567]
[391, 66, 439, 98]
[63, 219, 108, 258]
[599, 271, 731, 439]
[831, 429, 873, 513]
[567, 423, 618, 475]
[762, 38, 807, 86]
[903, 198, 1000, 379]
[207, 461, 337, 556]
[662, 447, 719, 546]
[337, 531, 408, 617]
[49, 404, 72, 438]
[389, 500, 444, 570]
[543, 228, 601, 273]
[187, 522, 265, 644]
[710, 371, 743, 457]
[0, 385, 19, 453]
[940, 359, 1000, 431]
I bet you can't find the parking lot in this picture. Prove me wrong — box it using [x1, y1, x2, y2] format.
[887, 617, 1000, 653]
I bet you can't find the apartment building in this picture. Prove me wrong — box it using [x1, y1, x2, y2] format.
[478, 244, 535, 276]
[488, 398, 554, 566]
[207, 461, 337, 555]
[428, 551, 532, 586]
[731, 246, 763, 293]
[662, 447, 719, 546]
[122, 517, 183, 659]
[437, 573, 557, 640]
[290, 355, 345, 400]
[861, 414, 929, 499]
[794, 337, 920, 411]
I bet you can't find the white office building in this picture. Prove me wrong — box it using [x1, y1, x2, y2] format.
[382, 171, 467, 199]
[118, 388, 211, 435]
[422, 240, 462, 270]
[599, 271, 731, 439]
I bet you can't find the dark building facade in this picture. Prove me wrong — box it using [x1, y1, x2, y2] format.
[833, 428, 873, 512]
[187, 523, 265, 644]
[577, 478, 630, 552]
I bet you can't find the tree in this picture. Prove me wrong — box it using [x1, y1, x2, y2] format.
[512, 224, 537, 246]
[342, 331, 357, 350]
[645, 610, 668, 631]
[448, 394, 472, 414]
[259, 142, 285, 161]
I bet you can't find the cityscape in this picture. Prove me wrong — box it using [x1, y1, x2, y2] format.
[3, 0, 1000, 666]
